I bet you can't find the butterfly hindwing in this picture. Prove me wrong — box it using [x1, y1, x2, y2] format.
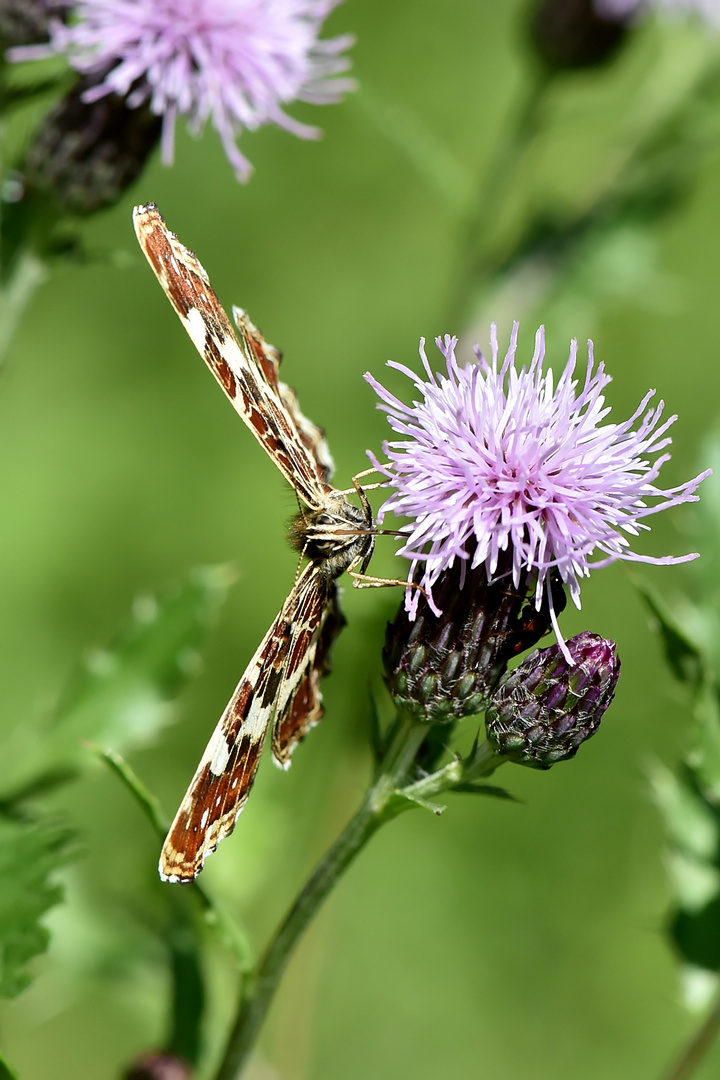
[160, 565, 338, 882]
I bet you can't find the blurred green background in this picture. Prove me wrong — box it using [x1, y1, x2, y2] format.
[2, 0, 720, 1077]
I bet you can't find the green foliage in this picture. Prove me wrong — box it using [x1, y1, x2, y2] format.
[93, 746, 254, 972]
[0, 1051, 19, 1080]
[4, 3, 720, 1078]
[643, 461, 720, 987]
[0, 816, 77, 999]
[52, 564, 233, 751]
[3, 565, 233, 800]
[0, 566, 233, 1019]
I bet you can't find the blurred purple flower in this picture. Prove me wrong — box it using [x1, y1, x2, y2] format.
[10, 0, 354, 180]
[595, 0, 720, 26]
[365, 325, 709, 657]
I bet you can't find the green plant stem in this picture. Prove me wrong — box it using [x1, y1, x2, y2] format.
[212, 713, 427, 1080]
[0, 251, 46, 367]
[661, 992, 720, 1080]
[403, 738, 502, 804]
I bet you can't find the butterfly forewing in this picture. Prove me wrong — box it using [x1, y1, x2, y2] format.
[133, 203, 332, 508]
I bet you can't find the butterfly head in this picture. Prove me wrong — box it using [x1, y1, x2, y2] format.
[288, 492, 375, 580]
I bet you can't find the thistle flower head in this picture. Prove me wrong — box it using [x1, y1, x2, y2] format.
[10, 0, 354, 180]
[365, 325, 708, 658]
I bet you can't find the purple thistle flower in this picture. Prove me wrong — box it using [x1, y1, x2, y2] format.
[365, 325, 709, 659]
[9, 0, 354, 181]
[595, 0, 720, 26]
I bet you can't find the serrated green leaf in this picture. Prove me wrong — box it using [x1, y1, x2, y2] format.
[0, 817, 77, 998]
[3, 566, 233, 798]
[636, 578, 705, 688]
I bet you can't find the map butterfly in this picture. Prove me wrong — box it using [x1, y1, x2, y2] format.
[133, 204, 377, 883]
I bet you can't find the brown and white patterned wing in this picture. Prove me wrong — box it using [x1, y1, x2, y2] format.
[133, 203, 332, 508]
[271, 581, 345, 766]
[159, 564, 337, 883]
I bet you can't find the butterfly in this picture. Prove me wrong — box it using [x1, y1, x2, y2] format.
[133, 203, 377, 882]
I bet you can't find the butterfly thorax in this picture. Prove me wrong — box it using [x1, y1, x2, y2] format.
[288, 493, 374, 580]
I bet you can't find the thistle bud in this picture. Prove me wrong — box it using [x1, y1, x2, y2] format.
[22, 71, 161, 214]
[124, 1052, 192, 1080]
[485, 632, 619, 768]
[0, 0, 64, 48]
[530, 0, 630, 71]
[383, 554, 567, 723]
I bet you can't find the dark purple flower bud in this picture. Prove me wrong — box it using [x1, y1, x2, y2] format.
[22, 69, 161, 214]
[485, 632, 620, 768]
[124, 1052, 192, 1080]
[530, 0, 630, 71]
[383, 553, 567, 723]
[0, 0, 65, 49]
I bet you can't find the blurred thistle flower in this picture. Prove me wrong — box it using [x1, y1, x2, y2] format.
[365, 325, 709, 660]
[595, 0, 720, 26]
[531, 0, 630, 70]
[485, 632, 620, 768]
[9, 0, 354, 181]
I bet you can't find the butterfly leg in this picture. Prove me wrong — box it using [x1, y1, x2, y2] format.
[348, 569, 431, 602]
[335, 467, 389, 498]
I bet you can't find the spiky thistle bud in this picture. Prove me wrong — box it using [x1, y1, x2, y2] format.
[383, 553, 567, 723]
[530, 0, 630, 70]
[22, 70, 161, 214]
[485, 632, 619, 768]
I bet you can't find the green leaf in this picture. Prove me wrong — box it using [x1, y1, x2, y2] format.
[166, 920, 205, 1066]
[0, 1049, 19, 1080]
[671, 896, 720, 973]
[650, 761, 719, 865]
[452, 783, 519, 801]
[383, 790, 447, 819]
[690, 682, 720, 803]
[0, 817, 77, 998]
[3, 566, 233, 797]
[55, 565, 234, 746]
[651, 761, 720, 973]
[636, 578, 705, 689]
